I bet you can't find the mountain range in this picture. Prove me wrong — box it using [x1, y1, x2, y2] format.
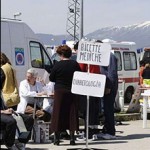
[37, 21, 150, 49]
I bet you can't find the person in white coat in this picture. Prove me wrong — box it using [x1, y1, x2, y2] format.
[17, 68, 52, 122]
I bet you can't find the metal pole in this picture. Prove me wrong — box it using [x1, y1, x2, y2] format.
[86, 95, 89, 148]
[143, 95, 148, 128]
[79, 0, 83, 40]
[74, 0, 77, 41]
[85, 64, 90, 148]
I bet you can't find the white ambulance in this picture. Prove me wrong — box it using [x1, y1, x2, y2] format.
[1, 18, 53, 84]
[113, 41, 140, 103]
[103, 39, 140, 103]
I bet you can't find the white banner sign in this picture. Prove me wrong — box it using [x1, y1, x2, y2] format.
[77, 41, 111, 66]
[71, 71, 106, 97]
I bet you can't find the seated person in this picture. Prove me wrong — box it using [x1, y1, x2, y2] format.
[42, 81, 55, 115]
[0, 93, 34, 149]
[16, 68, 51, 122]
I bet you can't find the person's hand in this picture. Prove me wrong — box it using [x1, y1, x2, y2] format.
[37, 92, 42, 96]
[36, 109, 45, 118]
[1, 108, 13, 114]
[37, 91, 47, 96]
[25, 106, 34, 114]
[49, 93, 54, 98]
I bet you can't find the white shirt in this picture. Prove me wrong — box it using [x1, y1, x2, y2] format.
[42, 82, 55, 114]
[16, 80, 44, 114]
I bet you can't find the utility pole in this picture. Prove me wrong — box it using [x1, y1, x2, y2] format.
[79, 0, 83, 40]
[66, 0, 83, 41]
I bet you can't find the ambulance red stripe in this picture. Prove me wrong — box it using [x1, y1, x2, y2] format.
[119, 77, 139, 83]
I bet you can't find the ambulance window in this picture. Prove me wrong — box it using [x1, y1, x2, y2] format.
[40, 44, 53, 73]
[30, 42, 43, 68]
[123, 52, 137, 70]
[114, 51, 122, 71]
[143, 51, 150, 60]
[41, 46, 51, 65]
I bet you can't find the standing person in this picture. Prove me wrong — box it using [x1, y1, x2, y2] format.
[74, 41, 101, 139]
[99, 51, 118, 139]
[49, 45, 81, 145]
[139, 60, 145, 85]
[142, 63, 150, 86]
[17, 68, 51, 122]
[1, 52, 20, 110]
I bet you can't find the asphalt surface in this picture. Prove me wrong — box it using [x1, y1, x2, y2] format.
[2, 120, 150, 150]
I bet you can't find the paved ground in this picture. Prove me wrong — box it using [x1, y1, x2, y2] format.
[2, 120, 150, 150]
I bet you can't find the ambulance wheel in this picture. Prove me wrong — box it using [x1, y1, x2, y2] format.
[124, 87, 134, 103]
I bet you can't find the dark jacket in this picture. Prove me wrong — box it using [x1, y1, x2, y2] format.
[100, 52, 118, 96]
[142, 66, 150, 79]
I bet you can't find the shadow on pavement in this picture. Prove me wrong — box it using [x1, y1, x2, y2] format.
[120, 133, 150, 140]
[26, 148, 49, 150]
[56, 140, 127, 147]
[67, 148, 108, 150]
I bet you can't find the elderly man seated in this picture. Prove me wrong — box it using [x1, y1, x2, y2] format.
[16, 68, 52, 122]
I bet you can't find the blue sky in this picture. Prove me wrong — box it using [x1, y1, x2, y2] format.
[1, 0, 150, 35]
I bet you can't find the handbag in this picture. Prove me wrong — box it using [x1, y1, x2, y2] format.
[2, 68, 20, 107]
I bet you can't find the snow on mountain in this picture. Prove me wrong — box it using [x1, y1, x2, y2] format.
[86, 21, 150, 48]
[37, 21, 150, 48]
